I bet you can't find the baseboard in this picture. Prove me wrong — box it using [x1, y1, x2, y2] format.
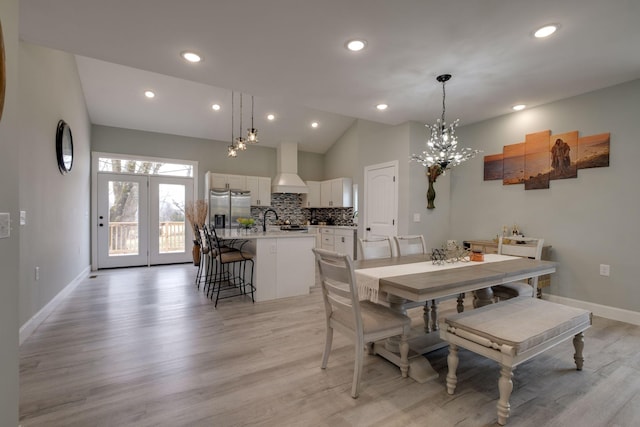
[544, 294, 640, 326]
[19, 265, 91, 346]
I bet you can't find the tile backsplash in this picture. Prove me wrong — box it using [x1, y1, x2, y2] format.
[250, 193, 355, 227]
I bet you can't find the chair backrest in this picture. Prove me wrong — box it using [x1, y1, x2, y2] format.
[393, 235, 426, 256]
[312, 248, 363, 334]
[498, 236, 544, 260]
[358, 237, 393, 260]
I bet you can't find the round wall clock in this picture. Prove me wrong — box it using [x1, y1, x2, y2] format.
[56, 120, 74, 174]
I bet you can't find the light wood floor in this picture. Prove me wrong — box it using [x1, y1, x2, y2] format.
[19, 264, 640, 427]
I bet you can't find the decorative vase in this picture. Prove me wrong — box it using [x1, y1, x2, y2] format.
[427, 179, 436, 209]
[192, 244, 201, 266]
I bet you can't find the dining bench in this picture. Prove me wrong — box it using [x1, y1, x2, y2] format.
[439, 297, 592, 425]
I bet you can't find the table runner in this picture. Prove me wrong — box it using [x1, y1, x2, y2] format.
[354, 254, 517, 302]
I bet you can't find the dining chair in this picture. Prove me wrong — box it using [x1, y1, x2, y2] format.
[393, 234, 426, 257]
[492, 236, 545, 300]
[358, 236, 393, 260]
[312, 248, 410, 398]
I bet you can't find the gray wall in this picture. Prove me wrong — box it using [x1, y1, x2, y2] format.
[449, 79, 640, 312]
[0, 0, 20, 423]
[325, 118, 451, 250]
[92, 125, 326, 199]
[19, 43, 92, 326]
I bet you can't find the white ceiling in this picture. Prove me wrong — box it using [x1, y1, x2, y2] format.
[19, 0, 640, 154]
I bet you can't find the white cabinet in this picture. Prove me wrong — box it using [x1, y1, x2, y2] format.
[209, 172, 246, 190]
[318, 227, 356, 259]
[320, 227, 335, 251]
[246, 176, 271, 206]
[334, 228, 356, 259]
[302, 181, 321, 208]
[320, 178, 352, 207]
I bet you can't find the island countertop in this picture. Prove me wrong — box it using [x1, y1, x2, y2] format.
[215, 228, 315, 240]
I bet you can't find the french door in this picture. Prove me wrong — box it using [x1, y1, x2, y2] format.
[97, 173, 193, 268]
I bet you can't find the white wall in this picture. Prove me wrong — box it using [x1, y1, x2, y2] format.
[450, 79, 640, 313]
[0, 1, 20, 423]
[18, 43, 92, 326]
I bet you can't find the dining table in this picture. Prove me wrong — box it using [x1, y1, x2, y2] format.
[353, 253, 557, 383]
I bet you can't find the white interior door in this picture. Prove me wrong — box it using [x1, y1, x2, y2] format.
[97, 173, 149, 268]
[149, 176, 194, 265]
[364, 161, 398, 240]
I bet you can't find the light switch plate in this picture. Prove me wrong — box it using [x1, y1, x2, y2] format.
[20, 210, 27, 225]
[413, 213, 421, 222]
[0, 213, 10, 238]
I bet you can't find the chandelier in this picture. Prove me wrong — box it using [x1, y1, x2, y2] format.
[228, 93, 258, 157]
[410, 74, 480, 172]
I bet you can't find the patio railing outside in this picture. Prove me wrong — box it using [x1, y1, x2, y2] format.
[109, 221, 186, 255]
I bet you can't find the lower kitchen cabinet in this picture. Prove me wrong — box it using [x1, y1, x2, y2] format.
[318, 227, 357, 259]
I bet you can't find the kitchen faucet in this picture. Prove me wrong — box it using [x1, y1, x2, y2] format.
[262, 208, 279, 232]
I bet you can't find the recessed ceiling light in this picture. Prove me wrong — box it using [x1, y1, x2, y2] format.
[144, 90, 155, 99]
[345, 39, 367, 52]
[512, 104, 526, 111]
[181, 51, 202, 63]
[534, 24, 558, 38]
[267, 114, 275, 121]
[211, 104, 221, 111]
[311, 121, 319, 128]
[376, 104, 388, 111]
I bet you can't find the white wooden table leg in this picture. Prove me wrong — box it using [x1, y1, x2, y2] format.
[497, 364, 514, 425]
[399, 334, 409, 378]
[573, 332, 585, 370]
[446, 344, 458, 395]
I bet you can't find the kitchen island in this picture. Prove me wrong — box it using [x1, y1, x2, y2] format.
[215, 228, 316, 302]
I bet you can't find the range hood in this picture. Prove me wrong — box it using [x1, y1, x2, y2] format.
[272, 142, 309, 194]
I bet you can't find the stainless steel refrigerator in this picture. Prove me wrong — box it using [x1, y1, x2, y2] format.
[209, 189, 251, 229]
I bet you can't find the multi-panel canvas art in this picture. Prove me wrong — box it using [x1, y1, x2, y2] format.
[483, 129, 610, 190]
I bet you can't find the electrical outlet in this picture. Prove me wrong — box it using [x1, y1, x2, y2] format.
[599, 264, 610, 277]
[35, 266, 40, 281]
[20, 210, 27, 225]
[413, 213, 421, 222]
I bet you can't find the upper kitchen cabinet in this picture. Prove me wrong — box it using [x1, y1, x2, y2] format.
[302, 181, 321, 208]
[208, 172, 247, 191]
[246, 176, 271, 206]
[320, 178, 353, 207]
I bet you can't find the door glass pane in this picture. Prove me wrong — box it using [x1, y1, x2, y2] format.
[108, 181, 140, 256]
[158, 184, 186, 254]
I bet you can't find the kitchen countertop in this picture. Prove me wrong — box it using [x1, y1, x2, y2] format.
[308, 225, 358, 230]
[216, 228, 316, 239]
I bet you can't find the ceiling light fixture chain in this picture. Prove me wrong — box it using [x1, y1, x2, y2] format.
[228, 91, 238, 157]
[228, 92, 257, 158]
[410, 73, 480, 173]
[247, 95, 258, 143]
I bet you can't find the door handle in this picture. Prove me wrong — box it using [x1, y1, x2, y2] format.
[366, 227, 371, 231]
[99, 223, 104, 227]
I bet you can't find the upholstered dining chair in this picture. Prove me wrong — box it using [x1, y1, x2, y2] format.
[358, 236, 393, 260]
[492, 236, 545, 301]
[393, 235, 426, 257]
[312, 248, 410, 398]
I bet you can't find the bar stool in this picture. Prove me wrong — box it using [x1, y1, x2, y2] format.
[205, 225, 255, 307]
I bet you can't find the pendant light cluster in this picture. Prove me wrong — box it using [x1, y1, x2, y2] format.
[410, 74, 480, 172]
[228, 92, 259, 158]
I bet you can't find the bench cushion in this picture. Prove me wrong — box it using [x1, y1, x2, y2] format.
[444, 297, 592, 354]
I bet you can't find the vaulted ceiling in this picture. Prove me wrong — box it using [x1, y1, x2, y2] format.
[19, 0, 640, 153]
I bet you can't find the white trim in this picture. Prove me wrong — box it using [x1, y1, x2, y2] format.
[91, 151, 198, 270]
[363, 160, 399, 241]
[544, 294, 640, 326]
[19, 265, 91, 346]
